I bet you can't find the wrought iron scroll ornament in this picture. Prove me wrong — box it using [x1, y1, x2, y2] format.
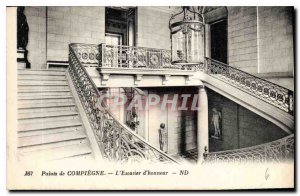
[205, 57, 294, 115]
[203, 134, 294, 163]
[68, 44, 178, 164]
[69, 43, 293, 163]
[71, 43, 293, 116]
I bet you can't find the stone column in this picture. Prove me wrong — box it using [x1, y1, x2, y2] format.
[197, 85, 209, 163]
[205, 24, 211, 58]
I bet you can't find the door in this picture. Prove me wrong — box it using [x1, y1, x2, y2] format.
[210, 20, 228, 64]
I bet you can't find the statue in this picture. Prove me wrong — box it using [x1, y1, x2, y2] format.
[211, 108, 222, 139]
[17, 6, 30, 68]
[17, 6, 29, 50]
[158, 123, 167, 152]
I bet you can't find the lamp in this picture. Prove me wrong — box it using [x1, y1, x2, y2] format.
[169, 6, 205, 65]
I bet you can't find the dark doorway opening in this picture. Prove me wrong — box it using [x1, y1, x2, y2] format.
[210, 20, 228, 64]
[105, 7, 136, 46]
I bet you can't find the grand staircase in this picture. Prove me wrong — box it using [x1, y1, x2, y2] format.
[14, 43, 294, 164]
[17, 69, 93, 161]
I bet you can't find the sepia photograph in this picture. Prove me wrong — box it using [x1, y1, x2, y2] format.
[5, 2, 296, 190]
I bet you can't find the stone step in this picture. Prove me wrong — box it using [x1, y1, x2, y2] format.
[18, 74, 66, 81]
[18, 138, 88, 154]
[18, 119, 82, 132]
[18, 95, 73, 100]
[18, 106, 77, 114]
[18, 80, 68, 86]
[18, 125, 83, 137]
[18, 101, 76, 109]
[18, 143, 92, 161]
[18, 114, 80, 125]
[18, 89, 70, 93]
[18, 91, 72, 98]
[18, 130, 87, 147]
[18, 110, 78, 120]
[18, 69, 66, 76]
[56, 153, 94, 162]
[18, 85, 70, 91]
[18, 97, 74, 105]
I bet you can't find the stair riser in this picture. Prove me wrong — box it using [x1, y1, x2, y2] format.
[18, 106, 77, 114]
[18, 80, 68, 85]
[18, 70, 66, 76]
[18, 96, 73, 100]
[18, 86, 69, 91]
[18, 143, 92, 161]
[18, 102, 75, 109]
[18, 75, 66, 81]
[18, 130, 87, 147]
[19, 115, 80, 125]
[18, 138, 88, 153]
[18, 98, 74, 105]
[18, 92, 72, 98]
[18, 126, 83, 137]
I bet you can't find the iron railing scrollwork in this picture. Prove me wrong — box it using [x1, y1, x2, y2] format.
[205, 57, 294, 115]
[203, 134, 294, 163]
[68, 43, 178, 164]
[99, 43, 205, 71]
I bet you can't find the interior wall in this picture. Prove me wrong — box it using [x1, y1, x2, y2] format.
[136, 7, 172, 50]
[46, 6, 105, 62]
[207, 88, 288, 152]
[227, 6, 258, 73]
[24, 7, 47, 69]
[257, 7, 294, 74]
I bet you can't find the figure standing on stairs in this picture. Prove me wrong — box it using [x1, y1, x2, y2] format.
[211, 108, 222, 139]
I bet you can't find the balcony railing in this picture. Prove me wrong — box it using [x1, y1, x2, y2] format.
[203, 134, 294, 163]
[205, 57, 294, 115]
[68, 43, 178, 164]
[70, 43, 293, 116]
[71, 43, 204, 71]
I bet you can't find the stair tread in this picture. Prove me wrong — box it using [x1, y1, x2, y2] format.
[18, 101, 75, 109]
[18, 95, 73, 100]
[18, 81, 68, 85]
[18, 130, 87, 147]
[18, 70, 66, 75]
[18, 89, 70, 93]
[18, 143, 92, 161]
[18, 69, 66, 71]
[18, 98, 74, 104]
[18, 76, 67, 81]
[18, 126, 83, 137]
[18, 119, 82, 132]
[18, 138, 88, 153]
[18, 106, 76, 114]
[18, 110, 78, 119]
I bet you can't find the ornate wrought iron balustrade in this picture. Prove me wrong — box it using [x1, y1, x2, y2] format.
[204, 134, 294, 163]
[69, 43, 293, 116]
[71, 43, 99, 66]
[205, 57, 294, 115]
[68, 43, 178, 164]
[99, 44, 174, 69]
[99, 44, 204, 70]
